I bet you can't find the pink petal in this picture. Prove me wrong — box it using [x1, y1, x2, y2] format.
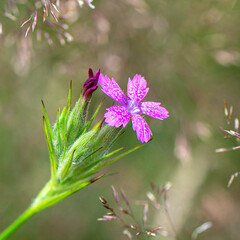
[131, 114, 152, 143]
[99, 73, 126, 105]
[104, 106, 131, 128]
[127, 74, 149, 102]
[140, 102, 169, 120]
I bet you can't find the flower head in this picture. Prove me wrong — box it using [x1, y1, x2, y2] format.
[99, 74, 169, 143]
[37, 68, 143, 212]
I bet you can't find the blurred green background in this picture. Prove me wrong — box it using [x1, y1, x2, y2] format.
[0, 0, 240, 239]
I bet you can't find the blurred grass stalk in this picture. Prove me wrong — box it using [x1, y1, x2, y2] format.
[0, 69, 143, 240]
[155, 150, 210, 239]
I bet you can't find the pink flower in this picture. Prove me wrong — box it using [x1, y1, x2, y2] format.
[99, 74, 169, 143]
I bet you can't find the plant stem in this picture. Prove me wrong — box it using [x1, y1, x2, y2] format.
[0, 205, 37, 240]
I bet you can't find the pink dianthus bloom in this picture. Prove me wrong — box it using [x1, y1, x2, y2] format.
[99, 74, 169, 143]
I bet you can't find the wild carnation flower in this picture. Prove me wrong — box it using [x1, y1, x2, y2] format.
[99, 74, 169, 143]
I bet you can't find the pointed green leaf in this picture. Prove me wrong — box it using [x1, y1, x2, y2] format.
[56, 107, 63, 156]
[41, 100, 54, 151]
[85, 100, 103, 132]
[43, 117, 57, 181]
[66, 97, 85, 145]
[60, 134, 67, 164]
[72, 147, 89, 160]
[94, 143, 146, 170]
[76, 146, 125, 177]
[69, 125, 100, 154]
[60, 149, 75, 180]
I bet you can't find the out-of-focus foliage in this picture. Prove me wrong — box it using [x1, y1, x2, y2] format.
[0, 0, 240, 239]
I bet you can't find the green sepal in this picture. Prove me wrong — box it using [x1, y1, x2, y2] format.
[67, 81, 72, 116]
[56, 108, 63, 156]
[43, 116, 57, 181]
[41, 100, 54, 155]
[59, 149, 75, 180]
[66, 97, 85, 146]
[58, 147, 88, 181]
[94, 142, 146, 170]
[85, 100, 103, 132]
[60, 134, 68, 164]
[90, 125, 124, 159]
[71, 143, 145, 183]
[72, 146, 125, 179]
[73, 147, 89, 160]
[66, 121, 101, 164]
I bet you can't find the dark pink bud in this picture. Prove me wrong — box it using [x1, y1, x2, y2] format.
[82, 68, 100, 100]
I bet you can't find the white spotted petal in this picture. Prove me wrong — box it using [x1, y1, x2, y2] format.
[140, 102, 169, 120]
[99, 73, 126, 105]
[104, 105, 131, 128]
[127, 74, 149, 102]
[131, 114, 152, 143]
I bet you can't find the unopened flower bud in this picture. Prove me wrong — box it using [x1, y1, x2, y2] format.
[82, 68, 100, 100]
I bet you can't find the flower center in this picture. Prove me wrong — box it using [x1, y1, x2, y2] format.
[125, 97, 141, 114]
